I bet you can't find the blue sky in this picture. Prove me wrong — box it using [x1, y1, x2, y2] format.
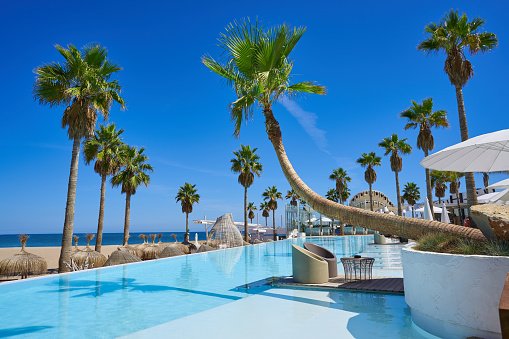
[1, 0, 508, 234]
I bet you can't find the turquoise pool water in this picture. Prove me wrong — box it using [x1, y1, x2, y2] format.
[0, 236, 426, 338]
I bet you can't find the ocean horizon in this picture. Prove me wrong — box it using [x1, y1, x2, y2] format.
[0, 232, 208, 248]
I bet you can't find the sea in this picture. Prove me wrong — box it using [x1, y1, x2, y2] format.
[0, 232, 208, 248]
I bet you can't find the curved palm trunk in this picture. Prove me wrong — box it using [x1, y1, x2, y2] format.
[368, 183, 373, 211]
[59, 137, 81, 273]
[95, 173, 107, 252]
[395, 171, 402, 216]
[123, 193, 131, 246]
[272, 210, 276, 241]
[424, 150, 433, 211]
[185, 212, 189, 242]
[262, 106, 484, 241]
[244, 187, 248, 242]
[455, 84, 478, 208]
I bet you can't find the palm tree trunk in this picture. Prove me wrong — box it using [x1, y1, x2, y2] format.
[272, 210, 276, 241]
[368, 183, 373, 211]
[244, 186, 248, 242]
[95, 173, 107, 252]
[456, 182, 463, 225]
[455, 84, 478, 208]
[424, 150, 433, 211]
[261, 106, 485, 241]
[123, 193, 131, 246]
[265, 217, 267, 227]
[395, 171, 402, 216]
[58, 137, 81, 273]
[185, 212, 189, 242]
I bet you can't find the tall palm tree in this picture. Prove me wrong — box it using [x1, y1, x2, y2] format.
[247, 202, 257, 224]
[111, 145, 153, 246]
[329, 168, 351, 200]
[286, 189, 300, 206]
[482, 172, 490, 188]
[230, 144, 263, 242]
[260, 201, 270, 227]
[33, 44, 125, 272]
[83, 123, 124, 252]
[175, 183, 200, 243]
[340, 186, 351, 204]
[262, 186, 283, 240]
[203, 19, 485, 242]
[419, 10, 497, 208]
[400, 98, 449, 211]
[378, 134, 412, 216]
[445, 171, 465, 225]
[431, 170, 448, 204]
[356, 152, 382, 211]
[402, 182, 421, 218]
[325, 189, 338, 235]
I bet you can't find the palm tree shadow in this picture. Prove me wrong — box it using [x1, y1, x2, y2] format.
[0, 326, 53, 337]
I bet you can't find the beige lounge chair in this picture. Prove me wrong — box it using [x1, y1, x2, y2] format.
[374, 232, 387, 244]
[291, 245, 329, 284]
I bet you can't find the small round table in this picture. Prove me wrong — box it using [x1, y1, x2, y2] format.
[340, 257, 375, 282]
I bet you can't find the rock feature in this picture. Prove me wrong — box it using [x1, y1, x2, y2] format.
[470, 204, 509, 240]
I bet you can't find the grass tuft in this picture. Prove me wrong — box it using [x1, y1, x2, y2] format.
[415, 233, 509, 256]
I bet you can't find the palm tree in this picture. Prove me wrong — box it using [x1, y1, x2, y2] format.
[262, 186, 283, 241]
[286, 189, 300, 206]
[445, 171, 465, 225]
[111, 145, 153, 246]
[419, 10, 497, 208]
[378, 134, 412, 216]
[325, 189, 339, 235]
[400, 98, 449, 211]
[247, 202, 257, 224]
[203, 19, 484, 242]
[329, 168, 351, 200]
[175, 183, 200, 243]
[260, 201, 270, 227]
[83, 123, 124, 252]
[356, 152, 382, 211]
[230, 144, 263, 242]
[482, 172, 490, 188]
[33, 44, 125, 272]
[340, 186, 351, 204]
[431, 170, 448, 204]
[402, 182, 421, 218]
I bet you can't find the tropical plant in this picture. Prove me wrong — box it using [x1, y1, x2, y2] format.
[83, 123, 124, 252]
[325, 189, 339, 235]
[111, 145, 153, 246]
[286, 189, 300, 206]
[175, 183, 200, 243]
[262, 186, 283, 240]
[203, 19, 484, 242]
[356, 152, 382, 211]
[247, 202, 257, 224]
[400, 98, 449, 211]
[33, 44, 125, 272]
[329, 168, 351, 199]
[378, 134, 412, 216]
[419, 9, 497, 208]
[431, 170, 448, 203]
[340, 186, 351, 204]
[230, 144, 263, 241]
[402, 182, 421, 218]
[260, 201, 270, 227]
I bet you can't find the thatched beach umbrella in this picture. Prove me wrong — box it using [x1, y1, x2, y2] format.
[158, 246, 185, 258]
[103, 249, 141, 267]
[142, 234, 165, 260]
[197, 244, 215, 253]
[118, 235, 142, 258]
[72, 235, 81, 254]
[0, 235, 47, 279]
[70, 234, 106, 268]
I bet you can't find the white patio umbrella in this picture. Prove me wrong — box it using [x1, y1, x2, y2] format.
[414, 205, 443, 213]
[382, 206, 389, 213]
[420, 129, 509, 172]
[440, 202, 450, 224]
[423, 198, 434, 221]
[478, 189, 509, 203]
[488, 178, 509, 189]
[388, 211, 395, 215]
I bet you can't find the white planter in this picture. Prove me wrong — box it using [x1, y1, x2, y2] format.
[402, 247, 509, 339]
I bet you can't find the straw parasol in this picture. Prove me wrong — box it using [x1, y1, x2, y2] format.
[103, 249, 141, 267]
[142, 234, 165, 260]
[72, 235, 81, 254]
[158, 246, 185, 258]
[118, 235, 142, 258]
[0, 235, 47, 279]
[196, 244, 215, 253]
[70, 234, 107, 268]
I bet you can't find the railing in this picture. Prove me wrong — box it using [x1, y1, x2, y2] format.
[499, 272, 509, 338]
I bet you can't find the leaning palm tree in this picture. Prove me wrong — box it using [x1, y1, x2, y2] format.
[203, 19, 484, 242]
[356, 152, 382, 211]
[419, 9, 497, 208]
[33, 43, 125, 272]
[402, 182, 421, 218]
[285, 189, 300, 206]
[378, 134, 412, 216]
[431, 170, 448, 204]
[247, 202, 257, 224]
[83, 123, 124, 252]
[329, 168, 351, 199]
[111, 145, 153, 246]
[260, 201, 270, 227]
[175, 183, 200, 243]
[262, 186, 283, 240]
[230, 144, 263, 242]
[400, 98, 449, 211]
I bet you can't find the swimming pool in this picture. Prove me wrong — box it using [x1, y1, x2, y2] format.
[0, 236, 431, 338]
